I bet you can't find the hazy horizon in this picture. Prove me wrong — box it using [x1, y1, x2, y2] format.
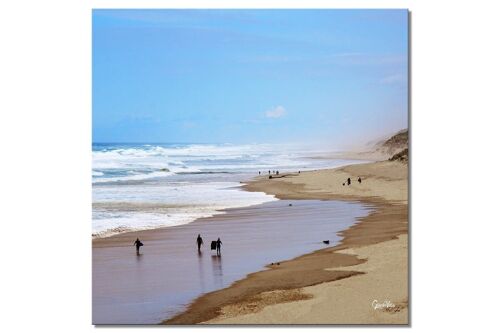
[91, 130, 403, 147]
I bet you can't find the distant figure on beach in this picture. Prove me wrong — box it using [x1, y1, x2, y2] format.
[347, 178, 351, 186]
[276, 170, 279, 175]
[298, 171, 300, 174]
[259, 171, 261, 175]
[358, 177, 362, 184]
[268, 170, 271, 175]
[216, 238, 222, 255]
[196, 234, 204, 252]
[133, 238, 143, 255]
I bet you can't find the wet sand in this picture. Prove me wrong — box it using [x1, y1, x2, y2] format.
[93, 199, 371, 324]
[166, 160, 408, 324]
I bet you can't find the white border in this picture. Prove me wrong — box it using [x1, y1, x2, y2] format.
[3, 0, 500, 332]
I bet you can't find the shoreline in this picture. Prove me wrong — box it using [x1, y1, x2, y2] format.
[164, 160, 408, 324]
[92, 157, 373, 240]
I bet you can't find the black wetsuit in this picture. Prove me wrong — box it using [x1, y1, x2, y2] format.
[197, 235, 203, 251]
[134, 239, 143, 254]
[216, 239, 222, 255]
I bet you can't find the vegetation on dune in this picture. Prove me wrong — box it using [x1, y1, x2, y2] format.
[389, 148, 408, 162]
[377, 129, 408, 162]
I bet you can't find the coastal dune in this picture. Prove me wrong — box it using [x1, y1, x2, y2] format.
[166, 160, 408, 324]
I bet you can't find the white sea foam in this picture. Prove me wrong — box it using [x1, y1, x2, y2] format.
[92, 143, 367, 237]
[92, 181, 277, 237]
[92, 170, 174, 183]
[93, 144, 323, 183]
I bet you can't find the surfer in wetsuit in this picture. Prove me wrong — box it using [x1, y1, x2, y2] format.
[134, 238, 143, 255]
[196, 234, 204, 252]
[216, 238, 222, 255]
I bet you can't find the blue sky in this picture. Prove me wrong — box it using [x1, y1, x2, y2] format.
[93, 9, 408, 146]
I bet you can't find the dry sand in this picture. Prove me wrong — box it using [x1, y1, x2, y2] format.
[244, 160, 408, 203]
[165, 160, 408, 325]
[207, 234, 408, 324]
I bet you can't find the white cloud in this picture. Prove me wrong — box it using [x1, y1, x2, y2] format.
[266, 106, 286, 118]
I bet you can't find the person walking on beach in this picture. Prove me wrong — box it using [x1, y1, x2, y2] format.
[216, 238, 222, 255]
[133, 238, 143, 255]
[358, 176, 362, 184]
[196, 234, 204, 252]
[347, 177, 351, 186]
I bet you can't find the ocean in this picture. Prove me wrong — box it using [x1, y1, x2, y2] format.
[92, 143, 364, 237]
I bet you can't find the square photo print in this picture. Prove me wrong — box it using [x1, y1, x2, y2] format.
[92, 9, 409, 325]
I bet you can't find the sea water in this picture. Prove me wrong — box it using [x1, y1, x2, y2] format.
[92, 143, 364, 237]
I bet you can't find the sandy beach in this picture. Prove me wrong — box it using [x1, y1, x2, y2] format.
[165, 160, 408, 324]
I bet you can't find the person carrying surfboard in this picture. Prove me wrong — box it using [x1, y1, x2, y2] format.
[133, 238, 143, 255]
